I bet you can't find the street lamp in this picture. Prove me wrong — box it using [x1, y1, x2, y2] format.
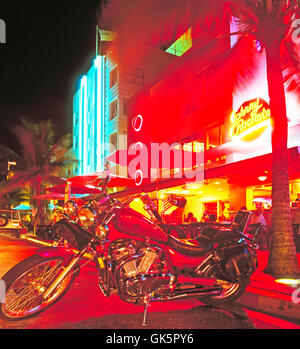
[7, 161, 16, 180]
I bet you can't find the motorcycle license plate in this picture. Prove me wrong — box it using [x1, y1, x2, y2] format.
[97, 257, 105, 269]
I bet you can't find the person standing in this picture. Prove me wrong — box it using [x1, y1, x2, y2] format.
[251, 209, 268, 249]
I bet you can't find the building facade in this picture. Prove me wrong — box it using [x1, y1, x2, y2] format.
[72, 40, 176, 177]
[123, 24, 300, 225]
[72, 21, 300, 226]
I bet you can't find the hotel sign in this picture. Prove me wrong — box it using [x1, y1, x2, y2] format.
[229, 98, 271, 142]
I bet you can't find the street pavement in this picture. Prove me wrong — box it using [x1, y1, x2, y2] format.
[0, 235, 300, 330]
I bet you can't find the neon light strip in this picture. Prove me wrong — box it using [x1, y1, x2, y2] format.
[78, 77, 85, 173]
[81, 76, 88, 174]
[94, 55, 105, 171]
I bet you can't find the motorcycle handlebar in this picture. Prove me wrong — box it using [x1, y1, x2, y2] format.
[120, 194, 163, 224]
[97, 195, 111, 206]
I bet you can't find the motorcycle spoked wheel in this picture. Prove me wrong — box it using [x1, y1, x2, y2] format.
[199, 265, 249, 306]
[0, 254, 77, 320]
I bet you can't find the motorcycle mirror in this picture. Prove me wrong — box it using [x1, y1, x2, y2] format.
[167, 194, 187, 208]
[96, 161, 111, 194]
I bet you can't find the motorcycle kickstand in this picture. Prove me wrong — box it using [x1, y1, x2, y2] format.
[142, 295, 150, 326]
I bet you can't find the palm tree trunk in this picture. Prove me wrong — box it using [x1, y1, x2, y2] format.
[264, 42, 300, 276]
[32, 177, 43, 235]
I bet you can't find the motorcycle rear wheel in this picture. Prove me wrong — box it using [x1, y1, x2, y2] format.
[199, 267, 249, 306]
[0, 254, 76, 320]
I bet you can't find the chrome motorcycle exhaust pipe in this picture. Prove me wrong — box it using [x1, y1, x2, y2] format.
[149, 286, 223, 303]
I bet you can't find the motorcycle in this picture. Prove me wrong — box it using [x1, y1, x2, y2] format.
[0, 175, 259, 325]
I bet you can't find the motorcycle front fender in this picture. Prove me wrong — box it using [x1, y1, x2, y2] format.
[36, 246, 75, 257]
[36, 247, 76, 265]
[36, 247, 81, 275]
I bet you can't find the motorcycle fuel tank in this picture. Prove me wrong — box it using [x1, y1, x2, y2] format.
[111, 206, 168, 243]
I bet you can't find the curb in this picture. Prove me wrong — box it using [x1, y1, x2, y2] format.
[235, 287, 300, 325]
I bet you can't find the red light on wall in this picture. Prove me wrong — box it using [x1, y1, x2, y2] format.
[258, 176, 267, 181]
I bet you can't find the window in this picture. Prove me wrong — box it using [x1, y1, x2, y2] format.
[109, 100, 118, 120]
[110, 67, 118, 88]
[109, 132, 118, 154]
[134, 68, 144, 86]
[123, 98, 129, 114]
[124, 66, 144, 86]
[165, 27, 192, 57]
[206, 125, 224, 149]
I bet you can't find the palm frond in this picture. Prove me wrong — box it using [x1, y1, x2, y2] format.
[0, 171, 30, 195]
[43, 175, 66, 186]
[47, 133, 73, 163]
[187, 33, 259, 105]
[13, 122, 37, 167]
[281, 38, 300, 102]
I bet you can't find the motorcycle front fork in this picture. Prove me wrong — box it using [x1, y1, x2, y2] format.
[42, 246, 90, 300]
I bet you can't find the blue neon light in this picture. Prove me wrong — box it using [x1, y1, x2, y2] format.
[74, 56, 106, 175]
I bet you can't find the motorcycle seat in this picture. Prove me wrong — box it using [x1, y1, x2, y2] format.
[167, 235, 212, 257]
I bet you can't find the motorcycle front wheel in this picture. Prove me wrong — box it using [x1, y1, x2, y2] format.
[0, 254, 76, 320]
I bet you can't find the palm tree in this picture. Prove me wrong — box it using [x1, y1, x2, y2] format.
[4, 188, 30, 210]
[0, 118, 76, 229]
[102, 0, 300, 276]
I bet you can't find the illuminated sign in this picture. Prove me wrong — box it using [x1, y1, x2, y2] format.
[131, 114, 143, 132]
[229, 98, 271, 142]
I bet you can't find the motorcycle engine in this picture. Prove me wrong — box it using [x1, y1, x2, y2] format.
[108, 239, 168, 303]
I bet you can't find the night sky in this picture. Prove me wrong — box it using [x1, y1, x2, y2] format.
[0, 0, 102, 152]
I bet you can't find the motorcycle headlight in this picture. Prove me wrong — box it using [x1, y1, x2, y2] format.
[95, 224, 109, 239]
[78, 207, 96, 229]
[63, 200, 78, 220]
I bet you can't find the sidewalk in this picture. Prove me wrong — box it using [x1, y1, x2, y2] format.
[20, 234, 300, 324]
[235, 251, 300, 324]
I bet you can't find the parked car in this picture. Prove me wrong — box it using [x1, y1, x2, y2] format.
[0, 209, 22, 238]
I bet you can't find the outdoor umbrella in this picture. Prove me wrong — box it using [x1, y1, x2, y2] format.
[46, 185, 102, 195]
[13, 204, 31, 210]
[32, 193, 66, 200]
[67, 172, 135, 188]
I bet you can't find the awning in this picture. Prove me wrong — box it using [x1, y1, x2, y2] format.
[205, 146, 300, 186]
